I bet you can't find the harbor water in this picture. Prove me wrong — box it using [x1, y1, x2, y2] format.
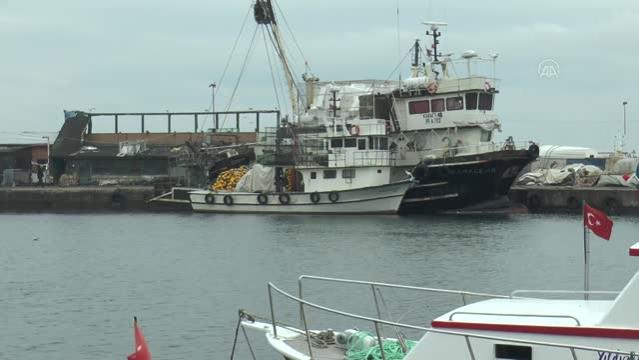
[2, 213, 639, 360]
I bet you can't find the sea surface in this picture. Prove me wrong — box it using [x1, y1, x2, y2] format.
[1, 212, 639, 360]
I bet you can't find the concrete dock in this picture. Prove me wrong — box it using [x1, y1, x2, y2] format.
[0, 186, 155, 211]
[509, 185, 639, 214]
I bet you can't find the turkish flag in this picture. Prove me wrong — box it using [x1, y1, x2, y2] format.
[584, 203, 613, 240]
[127, 317, 151, 360]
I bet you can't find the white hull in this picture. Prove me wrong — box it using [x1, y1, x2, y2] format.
[189, 181, 411, 214]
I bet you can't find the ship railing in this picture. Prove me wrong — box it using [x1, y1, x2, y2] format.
[328, 150, 396, 167]
[325, 120, 390, 136]
[510, 289, 620, 299]
[418, 140, 533, 160]
[265, 281, 638, 360]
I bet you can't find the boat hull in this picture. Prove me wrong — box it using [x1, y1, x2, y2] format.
[189, 181, 411, 214]
[400, 148, 537, 213]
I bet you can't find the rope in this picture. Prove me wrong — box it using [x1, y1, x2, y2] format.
[346, 331, 416, 360]
[271, 0, 311, 73]
[215, 2, 254, 98]
[261, 27, 282, 112]
[220, 24, 260, 129]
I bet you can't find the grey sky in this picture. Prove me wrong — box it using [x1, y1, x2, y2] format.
[1, 0, 637, 151]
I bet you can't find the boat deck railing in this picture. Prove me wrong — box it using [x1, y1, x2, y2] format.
[266, 280, 638, 360]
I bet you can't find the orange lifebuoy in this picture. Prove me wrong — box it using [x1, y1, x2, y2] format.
[349, 125, 360, 136]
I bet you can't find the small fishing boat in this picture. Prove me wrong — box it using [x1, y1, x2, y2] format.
[236, 241, 639, 360]
[189, 121, 413, 214]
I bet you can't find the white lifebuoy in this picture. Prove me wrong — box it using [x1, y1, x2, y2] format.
[349, 125, 360, 136]
[426, 81, 438, 94]
[484, 80, 492, 91]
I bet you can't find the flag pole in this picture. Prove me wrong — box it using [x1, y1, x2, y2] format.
[583, 200, 590, 300]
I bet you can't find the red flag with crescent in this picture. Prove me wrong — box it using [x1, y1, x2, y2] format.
[127, 317, 151, 360]
[584, 203, 613, 240]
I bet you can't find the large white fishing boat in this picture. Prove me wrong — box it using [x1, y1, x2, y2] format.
[236, 242, 639, 360]
[244, 0, 539, 214]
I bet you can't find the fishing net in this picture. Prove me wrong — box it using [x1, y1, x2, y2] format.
[345, 331, 416, 360]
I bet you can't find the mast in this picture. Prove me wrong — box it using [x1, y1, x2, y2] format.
[254, 0, 300, 121]
[410, 39, 421, 78]
[423, 21, 448, 79]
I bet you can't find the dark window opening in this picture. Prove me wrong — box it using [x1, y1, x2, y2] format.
[446, 97, 463, 111]
[465, 92, 478, 110]
[495, 345, 532, 360]
[409, 100, 430, 114]
[368, 136, 375, 150]
[431, 98, 445, 112]
[358, 139, 366, 150]
[330, 139, 343, 148]
[323, 170, 337, 179]
[344, 138, 356, 148]
[310, 172, 317, 179]
[480, 130, 492, 142]
[342, 168, 356, 178]
[478, 93, 493, 110]
[377, 169, 382, 174]
[379, 137, 388, 150]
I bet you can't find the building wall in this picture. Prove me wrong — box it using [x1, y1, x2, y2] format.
[85, 132, 257, 146]
[31, 145, 49, 164]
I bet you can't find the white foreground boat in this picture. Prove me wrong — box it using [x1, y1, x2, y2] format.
[189, 180, 411, 214]
[238, 242, 639, 360]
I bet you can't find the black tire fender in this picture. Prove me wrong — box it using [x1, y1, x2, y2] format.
[278, 193, 291, 205]
[223, 195, 234, 206]
[310, 192, 321, 204]
[328, 191, 339, 203]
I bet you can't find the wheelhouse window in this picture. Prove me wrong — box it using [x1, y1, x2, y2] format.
[465, 92, 478, 110]
[330, 138, 343, 148]
[480, 130, 492, 142]
[342, 168, 356, 178]
[344, 138, 356, 148]
[431, 98, 445, 112]
[446, 97, 463, 111]
[323, 170, 337, 179]
[478, 93, 493, 110]
[379, 137, 388, 150]
[409, 100, 430, 114]
[310, 171, 317, 179]
[495, 345, 532, 360]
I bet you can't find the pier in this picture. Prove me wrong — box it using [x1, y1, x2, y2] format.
[509, 185, 639, 214]
[0, 186, 155, 211]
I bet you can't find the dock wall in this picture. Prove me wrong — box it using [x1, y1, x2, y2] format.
[509, 186, 639, 214]
[0, 186, 155, 211]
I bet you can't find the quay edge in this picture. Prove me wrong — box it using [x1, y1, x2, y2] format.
[509, 185, 639, 214]
[0, 186, 155, 212]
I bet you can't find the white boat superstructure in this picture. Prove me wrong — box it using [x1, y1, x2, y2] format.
[238, 243, 639, 360]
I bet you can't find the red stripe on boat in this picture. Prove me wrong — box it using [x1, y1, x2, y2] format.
[629, 247, 639, 256]
[431, 320, 639, 339]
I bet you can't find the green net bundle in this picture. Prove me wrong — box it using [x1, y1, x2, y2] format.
[345, 331, 417, 360]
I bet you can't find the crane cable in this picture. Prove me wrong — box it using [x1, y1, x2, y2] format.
[220, 24, 260, 129]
